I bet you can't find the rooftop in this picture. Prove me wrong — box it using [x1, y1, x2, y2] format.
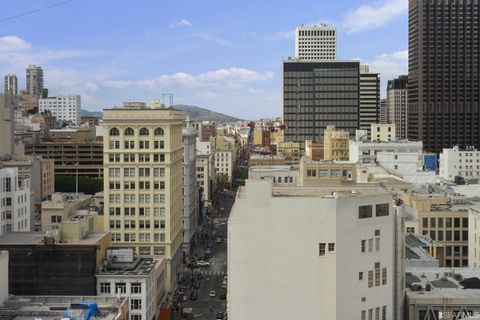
[0, 295, 127, 320]
[406, 268, 480, 300]
[42, 193, 93, 210]
[0, 231, 108, 246]
[97, 256, 161, 276]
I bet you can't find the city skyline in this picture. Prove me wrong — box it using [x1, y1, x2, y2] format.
[0, 0, 408, 119]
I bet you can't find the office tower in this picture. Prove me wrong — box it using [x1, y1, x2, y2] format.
[0, 95, 16, 156]
[41, 88, 48, 99]
[38, 95, 81, 125]
[295, 24, 336, 61]
[26, 65, 44, 97]
[359, 65, 380, 136]
[408, 0, 480, 153]
[379, 99, 387, 124]
[283, 60, 360, 148]
[4, 74, 17, 96]
[387, 76, 408, 139]
[103, 104, 186, 292]
[182, 127, 198, 254]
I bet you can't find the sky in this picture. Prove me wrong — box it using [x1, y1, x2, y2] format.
[0, 0, 408, 120]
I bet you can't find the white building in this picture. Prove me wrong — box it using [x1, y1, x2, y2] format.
[377, 152, 435, 184]
[469, 206, 480, 268]
[349, 140, 423, 164]
[182, 127, 198, 254]
[439, 146, 480, 181]
[196, 138, 212, 155]
[228, 180, 402, 320]
[38, 95, 81, 125]
[295, 24, 336, 61]
[96, 250, 166, 320]
[214, 150, 234, 183]
[248, 166, 299, 185]
[0, 167, 30, 236]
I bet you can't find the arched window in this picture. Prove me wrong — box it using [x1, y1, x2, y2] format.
[124, 127, 134, 136]
[154, 127, 164, 136]
[109, 127, 119, 136]
[139, 127, 150, 136]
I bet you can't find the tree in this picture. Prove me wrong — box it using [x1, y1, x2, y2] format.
[55, 175, 103, 194]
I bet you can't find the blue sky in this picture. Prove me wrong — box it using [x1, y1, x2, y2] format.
[0, 0, 408, 119]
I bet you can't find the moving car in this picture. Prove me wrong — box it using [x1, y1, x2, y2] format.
[209, 290, 216, 297]
[196, 260, 210, 267]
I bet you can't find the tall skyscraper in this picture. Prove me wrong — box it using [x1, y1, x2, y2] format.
[4, 74, 17, 96]
[359, 65, 380, 136]
[387, 75, 408, 140]
[0, 95, 16, 156]
[26, 65, 44, 97]
[102, 103, 186, 292]
[408, 0, 480, 152]
[379, 99, 387, 124]
[283, 60, 360, 147]
[295, 24, 336, 61]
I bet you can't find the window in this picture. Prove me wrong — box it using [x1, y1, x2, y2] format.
[376, 203, 389, 217]
[319, 243, 326, 256]
[328, 243, 335, 252]
[382, 306, 386, 320]
[154, 127, 164, 136]
[359, 271, 363, 280]
[115, 283, 126, 294]
[307, 169, 316, 177]
[109, 127, 119, 136]
[375, 262, 380, 286]
[361, 310, 366, 320]
[100, 282, 111, 293]
[359, 205, 373, 219]
[130, 282, 142, 294]
[131, 315, 142, 320]
[139, 127, 149, 136]
[51, 215, 62, 223]
[368, 270, 373, 287]
[375, 307, 380, 320]
[382, 268, 387, 285]
[124, 127, 134, 136]
[154, 140, 164, 149]
[368, 239, 373, 252]
[131, 298, 142, 310]
[361, 240, 366, 253]
[375, 238, 380, 251]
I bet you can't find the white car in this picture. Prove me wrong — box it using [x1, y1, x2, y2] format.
[209, 290, 216, 297]
[196, 260, 210, 267]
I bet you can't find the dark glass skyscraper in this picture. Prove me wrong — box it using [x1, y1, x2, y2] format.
[408, 0, 480, 153]
[282, 60, 360, 146]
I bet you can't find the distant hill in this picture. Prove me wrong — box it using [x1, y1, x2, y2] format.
[81, 105, 241, 123]
[174, 105, 242, 123]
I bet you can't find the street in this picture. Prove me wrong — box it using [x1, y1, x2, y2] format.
[172, 187, 236, 320]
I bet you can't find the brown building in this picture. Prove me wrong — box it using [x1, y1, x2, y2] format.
[201, 123, 216, 142]
[25, 141, 103, 178]
[408, 0, 480, 153]
[305, 140, 324, 160]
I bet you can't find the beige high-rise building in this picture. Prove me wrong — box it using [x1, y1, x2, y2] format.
[323, 125, 349, 161]
[4, 74, 17, 96]
[102, 104, 185, 292]
[0, 95, 16, 156]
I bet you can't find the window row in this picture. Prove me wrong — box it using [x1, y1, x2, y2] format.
[109, 127, 164, 136]
[109, 140, 165, 150]
[319, 242, 335, 256]
[109, 207, 165, 216]
[361, 306, 387, 320]
[359, 204, 390, 219]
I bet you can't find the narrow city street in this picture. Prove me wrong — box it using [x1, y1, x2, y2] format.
[172, 187, 236, 320]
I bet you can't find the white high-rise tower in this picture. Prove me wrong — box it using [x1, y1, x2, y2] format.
[295, 24, 336, 61]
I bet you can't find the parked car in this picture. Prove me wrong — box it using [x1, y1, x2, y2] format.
[190, 290, 198, 301]
[196, 260, 210, 267]
[193, 281, 200, 289]
[219, 291, 227, 300]
[209, 290, 216, 297]
[216, 237, 223, 244]
[216, 311, 225, 319]
[196, 273, 203, 280]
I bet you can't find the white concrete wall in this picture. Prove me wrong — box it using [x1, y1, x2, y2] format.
[0, 251, 8, 306]
[439, 147, 480, 181]
[0, 167, 30, 236]
[350, 140, 423, 164]
[469, 207, 480, 268]
[38, 95, 81, 125]
[228, 180, 395, 320]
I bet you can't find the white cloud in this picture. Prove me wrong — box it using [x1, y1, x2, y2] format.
[344, 0, 407, 33]
[192, 33, 233, 47]
[169, 19, 193, 28]
[265, 30, 295, 41]
[115, 67, 275, 90]
[84, 81, 98, 92]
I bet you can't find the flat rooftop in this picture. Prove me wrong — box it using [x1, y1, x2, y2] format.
[406, 268, 480, 300]
[0, 231, 108, 246]
[97, 257, 160, 276]
[42, 193, 92, 209]
[0, 295, 127, 320]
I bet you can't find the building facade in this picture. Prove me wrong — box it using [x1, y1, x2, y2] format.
[26, 65, 44, 97]
[359, 66, 380, 136]
[439, 146, 480, 181]
[379, 99, 387, 124]
[323, 125, 349, 161]
[408, 0, 480, 153]
[182, 127, 198, 254]
[283, 60, 360, 148]
[103, 105, 185, 292]
[4, 74, 17, 96]
[0, 167, 30, 236]
[0, 95, 15, 156]
[228, 180, 399, 320]
[38, 95, 81, 125]
[469, 206, 480, 268]
[387, 76, 408, 139]
[294, 24, 336, 61]
[349, 140, 423, 164]
[371, 124, 396, 142]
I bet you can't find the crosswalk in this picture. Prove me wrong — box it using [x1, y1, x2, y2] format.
[182, 268, 226, 276]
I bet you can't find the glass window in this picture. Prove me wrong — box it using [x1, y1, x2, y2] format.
[154, 127, 164, 136]
[100, 282, 110, 293]
[359, 205, 373, 219]
[376, 204, 389, 217]
[139, 127, 149, 136]
[115, 283, 126, 294]
[124, 127, 134, 136]
[109, 127, 119, 136]
[319, 243, 326, 256]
